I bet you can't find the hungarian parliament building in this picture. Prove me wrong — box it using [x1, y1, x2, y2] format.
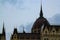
[0, 4, 60, 40]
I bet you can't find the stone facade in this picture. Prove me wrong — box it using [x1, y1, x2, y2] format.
[41, 25, 60, 40]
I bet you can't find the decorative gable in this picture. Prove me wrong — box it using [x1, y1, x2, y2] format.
[51, 27, 56, 35]
[42, 26, 49, 35]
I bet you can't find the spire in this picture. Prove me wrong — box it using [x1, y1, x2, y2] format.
[23, 26, 25, 33]
[2, 22, 5, 35]
[40, 0, 43, 18]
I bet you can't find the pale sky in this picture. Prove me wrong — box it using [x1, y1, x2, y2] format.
[0, 0, 60, 33]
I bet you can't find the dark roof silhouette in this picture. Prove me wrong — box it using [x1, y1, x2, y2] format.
[13, 28, 18, 34]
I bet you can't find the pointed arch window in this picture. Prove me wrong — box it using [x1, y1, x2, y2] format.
[44, 38, 49, 40]
[53, 30, 55, 33]
[45, 31, 47, 34]
[52, 27, 56, 34]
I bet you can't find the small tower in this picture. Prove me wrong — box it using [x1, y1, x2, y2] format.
[13, 28, 18, 34]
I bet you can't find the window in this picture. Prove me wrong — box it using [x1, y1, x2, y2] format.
[14, 36, 16, 38]
[53, 30, 55, 32]
[13, 35, 17, 39]
[52, 30, 56, 34]
[45, 31, 47, 34]
[38, 30, 40, 33]
[44, 38, 48, 40]
[34, 31, 36, 33]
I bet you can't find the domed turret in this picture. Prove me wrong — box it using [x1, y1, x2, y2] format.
[31, 5, 50, 33]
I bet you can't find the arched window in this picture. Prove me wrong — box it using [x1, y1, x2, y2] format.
[44, 38, 49, 40]
[53, 30, 55, 33]
[45, 31, 47, 34]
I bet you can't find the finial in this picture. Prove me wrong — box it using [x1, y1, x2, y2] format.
[40, 0, 42, 8]
[40, 0, 43, 18]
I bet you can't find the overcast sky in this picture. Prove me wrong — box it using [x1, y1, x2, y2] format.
[0, 0, 60, 33]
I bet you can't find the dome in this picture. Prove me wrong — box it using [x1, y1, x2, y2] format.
[31, 6, 50, 33]
[32, 17, 50, 29]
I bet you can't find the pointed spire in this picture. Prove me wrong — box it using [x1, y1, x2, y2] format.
[40, 0, 43, 18]
[40, 6, 43, 17]
[2, 22, 5, 35]
[23, 26, 25, 33]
